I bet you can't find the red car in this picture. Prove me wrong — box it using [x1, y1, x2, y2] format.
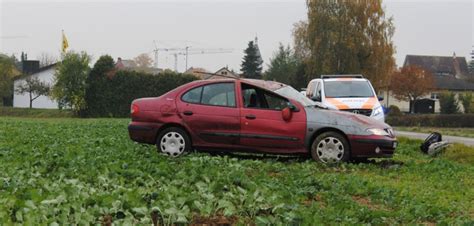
[128, 79, 397, 163]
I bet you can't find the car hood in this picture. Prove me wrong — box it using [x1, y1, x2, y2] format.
[305, 107, 389, 130]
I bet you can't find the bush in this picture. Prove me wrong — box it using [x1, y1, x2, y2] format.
[387, 105, 402, 117]
[84, 70, 197, 117]
[439, 91, 459, 114]
[386, 114, 474, 127]
[459, 92, 473, 113]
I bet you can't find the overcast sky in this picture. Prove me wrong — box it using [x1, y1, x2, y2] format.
[1, 0, 472, 73]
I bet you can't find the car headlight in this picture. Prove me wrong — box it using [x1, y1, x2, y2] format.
[372, 106, 383, 116]
[366, 128, 390, 136]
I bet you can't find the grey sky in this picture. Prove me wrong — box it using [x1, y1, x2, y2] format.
[1, 0, 472, 73]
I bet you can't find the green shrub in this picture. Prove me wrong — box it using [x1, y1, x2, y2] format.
[459, 92, 473, 113]
[387, 105, 402, 116]
[439, 91, 460, 114]
[386, 114, 474, 127]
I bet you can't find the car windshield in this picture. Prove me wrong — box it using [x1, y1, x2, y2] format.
[274, 85, 315, 107]
[324, 80, 375, 98]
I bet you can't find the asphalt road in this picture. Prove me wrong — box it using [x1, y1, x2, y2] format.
[395, 131, 474, 147]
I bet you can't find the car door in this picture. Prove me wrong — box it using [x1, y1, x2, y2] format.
[177, 82, 240, 146]
[239, 82, 306, 151]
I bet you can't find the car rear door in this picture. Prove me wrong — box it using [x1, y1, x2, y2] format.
[238, 82, 306, 151]
[176, 82, 240, 147]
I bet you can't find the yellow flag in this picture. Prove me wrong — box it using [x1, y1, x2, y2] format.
[62, 30, 69, 53]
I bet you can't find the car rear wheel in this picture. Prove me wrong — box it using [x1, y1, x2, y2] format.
[311, 131, 350, 163]
[156, 127, 191, 157]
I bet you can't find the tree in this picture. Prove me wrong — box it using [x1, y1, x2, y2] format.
[439, 92, 460, 114]
[134, 53, 153, 69]
[37, 52, 57, 67]
[241, 41, 263, 79]
[264, 44, 301, 85]
[85, 55, 116, 117]
[15, 76, 50, 108]
[52, 51, 91, 112]
[0, 55, 19, 106]
[294, 0, 395, 90]
[390, 65, 434, 113]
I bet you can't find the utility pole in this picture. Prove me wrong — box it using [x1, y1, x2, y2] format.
[185, 46, 191, 71]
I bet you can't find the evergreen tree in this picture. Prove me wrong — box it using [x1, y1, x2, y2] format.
[264, 43, 301, 85]
[439, 91, 460, 114]
[241, 41, 263, 79]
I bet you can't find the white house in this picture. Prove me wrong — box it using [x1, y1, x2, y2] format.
[13, 64, 58, 109]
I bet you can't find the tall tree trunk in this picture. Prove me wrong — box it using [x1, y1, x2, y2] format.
[29, 92, 32, 108]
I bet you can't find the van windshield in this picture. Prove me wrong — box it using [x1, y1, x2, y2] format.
[324, 80, 375, 98]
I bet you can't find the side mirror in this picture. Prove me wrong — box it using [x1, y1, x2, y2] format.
[282, 107, 293, 121]
[378, 96, 384, 101]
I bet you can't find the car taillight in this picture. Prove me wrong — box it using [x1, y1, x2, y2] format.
[131, 104, 139, 116]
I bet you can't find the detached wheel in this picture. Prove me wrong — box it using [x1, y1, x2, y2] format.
[156, 127, 191, 157]
[311, 131, 350, 163]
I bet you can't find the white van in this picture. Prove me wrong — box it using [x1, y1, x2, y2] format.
[306, 75, 385, 122]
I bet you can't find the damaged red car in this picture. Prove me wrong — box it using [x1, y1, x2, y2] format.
[128, 79, 397, 163]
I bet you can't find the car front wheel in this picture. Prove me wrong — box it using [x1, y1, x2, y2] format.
[311, 131, 350, 163]
[156, 127, 191, 157]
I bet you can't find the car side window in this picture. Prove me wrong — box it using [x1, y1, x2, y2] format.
[306, 81, 314, 97]
[201, 83, 236, 107]
[182, 86, 203, 104]
[242, 83, 288, 110]
[315, 82, 321, 100]
[264, 92, 288, 110]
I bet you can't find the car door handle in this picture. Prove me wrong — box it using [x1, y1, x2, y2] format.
[245, 114, 256, 120]
[183, 111, 193, 116]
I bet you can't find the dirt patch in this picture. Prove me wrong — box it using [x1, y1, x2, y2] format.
[190, 215, 239, 226]
[352, 195, 391, 211]
[303, 194, 326, 208]
[101, 214, 113, 226]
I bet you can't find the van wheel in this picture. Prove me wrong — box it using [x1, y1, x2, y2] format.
[156, 127, 191, 157]
[311, 132, 350, 163]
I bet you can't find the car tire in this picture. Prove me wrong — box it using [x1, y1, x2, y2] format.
[311, 131, 350, 163]
[156, 127, 191, 157]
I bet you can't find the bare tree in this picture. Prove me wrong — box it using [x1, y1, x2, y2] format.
[15, 76, 50, 108]
[133, 53, 153, 69]
[37, 52, 57, 67]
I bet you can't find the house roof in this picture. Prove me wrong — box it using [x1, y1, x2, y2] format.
[404, 54, 469, 78]
[13, 63, 57, 81]
[434, 75, 474, 91]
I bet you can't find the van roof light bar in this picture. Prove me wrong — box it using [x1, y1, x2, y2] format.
[321, 74, 364, 79]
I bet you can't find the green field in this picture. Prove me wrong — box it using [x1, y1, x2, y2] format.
[0, 118, 473, 225]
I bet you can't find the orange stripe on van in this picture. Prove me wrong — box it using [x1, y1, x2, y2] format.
[325, 98, 350, 110]
[361, 97, 377, 109]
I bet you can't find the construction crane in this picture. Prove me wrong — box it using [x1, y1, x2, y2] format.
[172, 48, 233, 72]
[152, 40, 186, 68]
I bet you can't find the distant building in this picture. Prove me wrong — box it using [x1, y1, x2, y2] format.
[13, 62, 59, 109]
[383, 53, 474, 113]
[185, 66, 241, 80]
[115, 57, 163, 75]
[208, 67, 240, 80]
[184, 67, 211, 79]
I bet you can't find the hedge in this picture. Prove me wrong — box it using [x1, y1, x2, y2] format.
[0, 107, 74, 118]
[386, 114, 474, 127]
[84, 70, 197, 117]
